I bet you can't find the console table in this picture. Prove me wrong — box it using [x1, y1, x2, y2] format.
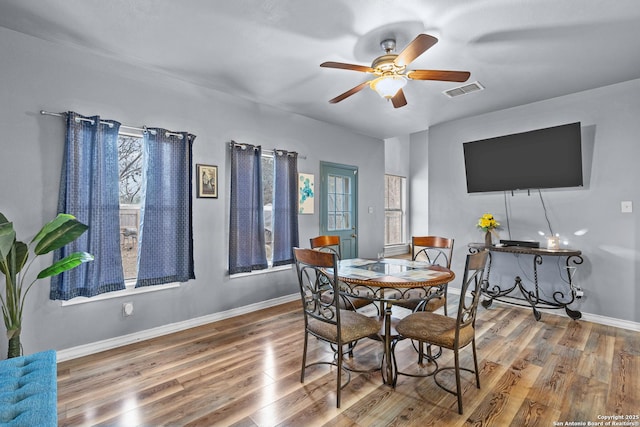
[468, 243, 583, 321]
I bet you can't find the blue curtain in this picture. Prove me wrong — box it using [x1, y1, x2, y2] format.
[136, 129, 195, 287]
[51, 112, 126, 300]
[272, 150, 299, 266]
[229, 144, 268, 274]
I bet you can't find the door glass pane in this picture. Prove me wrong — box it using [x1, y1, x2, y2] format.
[328, 214, 335, 231]
[327, 173, 352, 231]
[328, 176, 335, 193]
[336, 194, 344, 212]
[328, 194, 335, 211]
[343, 213, 350, 229]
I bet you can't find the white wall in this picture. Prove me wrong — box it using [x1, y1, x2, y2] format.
[0, 27, 385, 356]
[416, 79, 640, 322]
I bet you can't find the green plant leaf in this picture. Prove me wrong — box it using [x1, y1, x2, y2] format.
[0, 222, 16, 260]
[31, 213, 76, 244]
[37, 252, 94, 279]
[0, 213, 9, 225]
[0, 241, 28, 277]
[34, 217, 89, 255]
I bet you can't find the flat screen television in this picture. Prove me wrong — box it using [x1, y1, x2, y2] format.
[463, 122, 583, 193]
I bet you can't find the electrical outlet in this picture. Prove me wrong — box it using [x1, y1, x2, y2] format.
[122, 302, 134, 317]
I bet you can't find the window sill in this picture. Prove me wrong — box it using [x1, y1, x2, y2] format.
[60, 281, 180, 306]
[229, 264, 293, 279]
[384, 244, 411, 257]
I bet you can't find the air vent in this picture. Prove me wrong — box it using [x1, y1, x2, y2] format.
[443, 81, 484, 98]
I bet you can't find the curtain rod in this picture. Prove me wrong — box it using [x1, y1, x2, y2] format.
[40, 110, 189, 140]
[229, 141, 306, 159]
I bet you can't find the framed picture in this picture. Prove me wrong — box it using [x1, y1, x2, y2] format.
[298, 172, 315, 214]
[196, 164, 218, 198]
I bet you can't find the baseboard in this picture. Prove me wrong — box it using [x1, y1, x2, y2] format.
[58, 288, 639, 362]
[56, 293, 300, 362]
[448, 287, 640, 332]
[579, 312, 640, 332]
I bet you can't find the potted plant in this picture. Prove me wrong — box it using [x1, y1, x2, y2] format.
[0, 212, 93, 358]
[477, 213, 500, 246]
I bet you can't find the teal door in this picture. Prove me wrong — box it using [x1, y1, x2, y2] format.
[320, 162, 358, 259]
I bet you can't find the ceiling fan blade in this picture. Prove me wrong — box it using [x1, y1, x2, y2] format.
[394, 34, 438, 67]
[407, 69, 471, 82]
[391, 89, 407, 108]
[328, 81, 371, 104]
[320, 61, 375, 73]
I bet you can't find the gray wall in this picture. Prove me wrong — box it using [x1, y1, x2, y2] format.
[0, 27, 385, 356]
[409, 130, 430, 237]
[384, 135, 411, 244]
[384, 135, 410, 178]
[414, 78, 640, 322]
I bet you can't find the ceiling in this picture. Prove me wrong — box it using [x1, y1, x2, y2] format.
[2, 0, 640, 139]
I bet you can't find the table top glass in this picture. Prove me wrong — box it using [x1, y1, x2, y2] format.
[336, 258, 454, 288]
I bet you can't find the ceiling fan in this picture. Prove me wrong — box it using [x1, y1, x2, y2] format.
[320, 34, 471, 108]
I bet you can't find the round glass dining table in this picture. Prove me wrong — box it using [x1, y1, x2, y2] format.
[334, 257, 455, 385]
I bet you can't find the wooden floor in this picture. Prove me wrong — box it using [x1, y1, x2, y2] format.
[57, 300, 640, 426]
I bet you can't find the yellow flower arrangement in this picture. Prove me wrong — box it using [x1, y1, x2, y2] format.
[477, 213, 500, 232]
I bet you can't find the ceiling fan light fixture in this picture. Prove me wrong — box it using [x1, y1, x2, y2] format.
[321, 33, 469, 107]
[370, 75, 407, 99]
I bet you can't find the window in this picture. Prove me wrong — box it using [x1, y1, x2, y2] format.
[118, 133, 143, 281]
[384, 174, 406, 246]
[229, 143, 298, 274]
[52, 111, 194, 301]
[262, 154, 274, 263]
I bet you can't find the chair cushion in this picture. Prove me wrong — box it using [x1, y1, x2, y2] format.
[308, 310, 381, 343]
[422, 297, 446, 312]
[344, 296, 374, 310]
[320, 290, 372, 310]
[395, 296, 446, 312]
[320, 290, 373, 310]
[396, 312, 474, 349]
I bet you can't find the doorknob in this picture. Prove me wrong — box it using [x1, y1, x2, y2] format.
[351, 233, 357, 238]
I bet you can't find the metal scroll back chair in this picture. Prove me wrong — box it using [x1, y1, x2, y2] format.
[396, 236, 454, 315]
[309, 235, 374, 312]
[393, 250, 489, 415]
[293, 247, 381, 408]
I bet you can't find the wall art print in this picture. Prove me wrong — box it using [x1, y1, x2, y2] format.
[196, 164, 218, 198]
[298, 173, 314, 214]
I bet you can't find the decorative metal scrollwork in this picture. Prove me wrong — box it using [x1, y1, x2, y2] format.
[469, 243, 584, 321]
